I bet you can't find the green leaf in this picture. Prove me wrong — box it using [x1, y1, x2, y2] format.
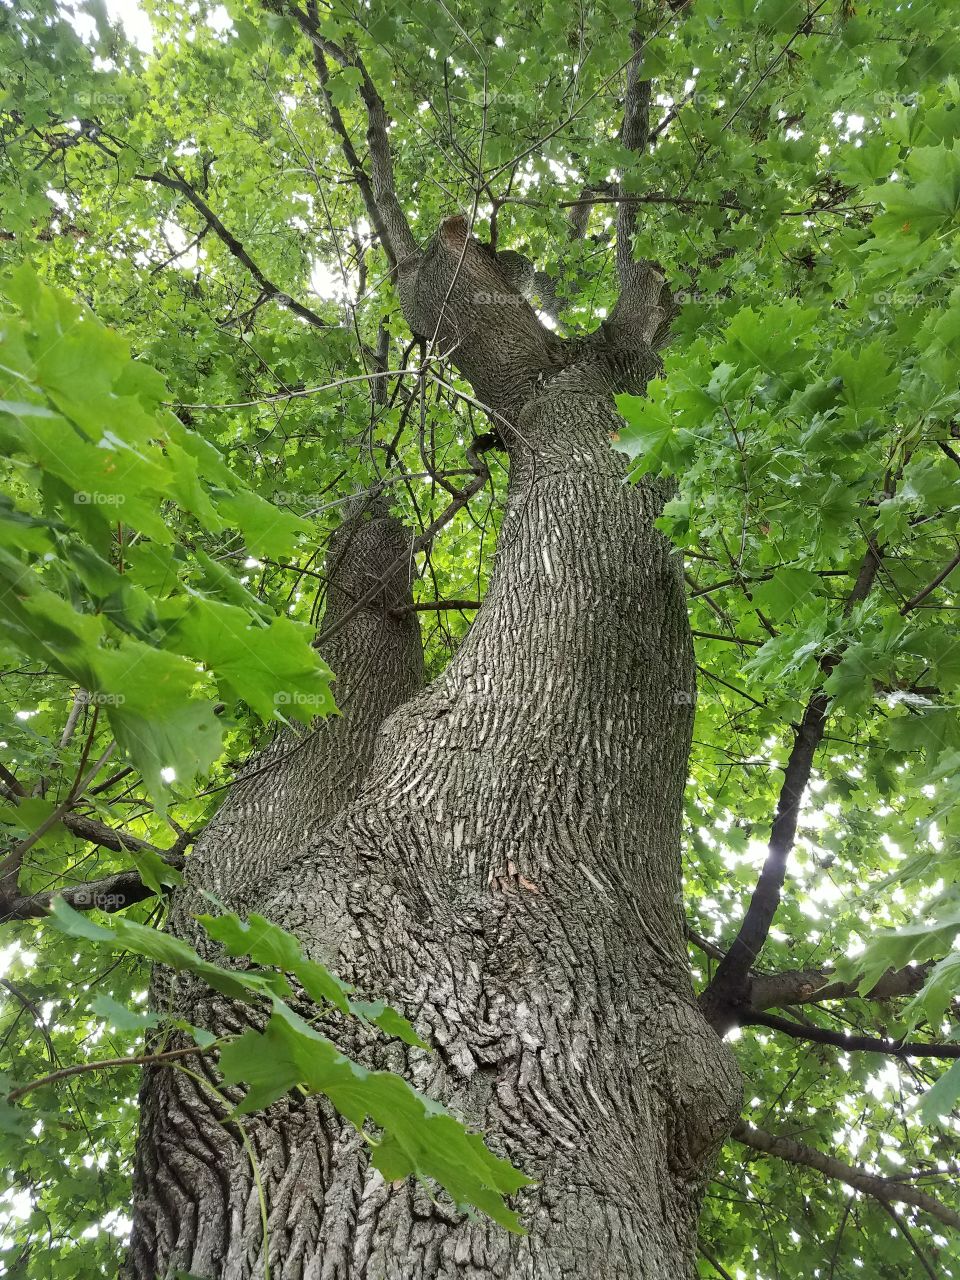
[613, 385, 696, 475]
[750, 568, 821, 622]
[919, 1058, 960, 1123]
[215, 490, 309, 559]
[349, 999, 431, 1050]
[219, 1011, 533, 1231]
[89, 994, 161, 1032]
[129, 848, 184, 895]
[158, 595, 336, 724]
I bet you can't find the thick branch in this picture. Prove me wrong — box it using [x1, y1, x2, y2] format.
[171, 491, 425, 905]
[136, 171, 331, 329]
[702, 541, 883, 1026]
[1, 771, 182, 861]
[702, 691, 828, 1023]
[285, 3, 419, 269]
[314, 433, 494, 650]
[741, 1010, 960, 1060]
[615, 24, 651, 292]
[732, 1121, 960, 1232]
[605, 11, 676, 349]
[59, 812, 174, 856]
[0, 856, 185, 923]
[749, 962, 932, 1011]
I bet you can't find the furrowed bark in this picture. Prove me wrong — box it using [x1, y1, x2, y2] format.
[128, 229, 741, 1279]
[126, 497, 424, 1277]
[177, 492, 424, 902]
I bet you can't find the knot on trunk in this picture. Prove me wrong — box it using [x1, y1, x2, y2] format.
[662, 998, 744, 1182]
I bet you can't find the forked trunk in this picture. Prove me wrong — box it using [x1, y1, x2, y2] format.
[127, 225, 741, 1280]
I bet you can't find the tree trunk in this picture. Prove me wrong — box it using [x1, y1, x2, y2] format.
[127, 222, 741, 1280]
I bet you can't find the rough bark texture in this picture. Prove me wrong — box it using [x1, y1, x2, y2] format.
[184, 494, 425, 899]
[127, 223, 741, 1280]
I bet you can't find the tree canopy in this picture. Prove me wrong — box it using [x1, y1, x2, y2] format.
[0, 0, 959, 1275]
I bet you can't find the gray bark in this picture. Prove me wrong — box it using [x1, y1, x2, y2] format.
[127, 225, 741, 1280]
[179, 492, 424, 900]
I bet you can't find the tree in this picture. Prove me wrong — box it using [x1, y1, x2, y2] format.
[0, 0, 959, 1277]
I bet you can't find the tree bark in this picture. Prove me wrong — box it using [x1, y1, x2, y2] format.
[127, 224, 741, 1280]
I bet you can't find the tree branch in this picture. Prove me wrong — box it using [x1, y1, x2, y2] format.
[1, 765, 186, 870]
[4, 1042, 209, 1103]
[701, 691, 828, 1024]
[313, 430, 495, 650]
[603, 6, 689, 350]
[614, 22, 651, 293]
[686, 925, 727, 962]
[135, 170, 332, 329]
[699, 1243, 735, 1280]
[740, 1009, 960, 1060]
[0, 740, 115, 893]
[732, 1120, 960, 1232]
[284, 3, 419, 270]
[900, 547, 960, 613]
[748, 962, 932, 1011]
[308, 37, 400, 273]
[395, 598, 482, 615]
[0, 854, 186, 923]
[702, 540, 884, 1027]
[880, 1202, 939, 1280]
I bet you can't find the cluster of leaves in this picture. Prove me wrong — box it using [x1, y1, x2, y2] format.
[0, 266, 334, 804]
[0, 4, 499, 1271]
[616, 66, 960, 1088]
[608, 8, 960, 1274]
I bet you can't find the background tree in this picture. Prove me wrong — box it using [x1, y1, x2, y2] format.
[0, 0, 959, 1276]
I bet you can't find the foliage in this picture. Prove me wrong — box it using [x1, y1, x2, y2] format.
[40, 897, 530, 1233]
[0, 0, 958, 1276]
[0, 265, 334, 804]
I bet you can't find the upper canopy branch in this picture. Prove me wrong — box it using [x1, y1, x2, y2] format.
[701, 540, 884, 1028]
[308, 42, 400, 274]
[615, 24, 652, 292]
[605, 6, 677, 350]
[732, 1120, 960, 1232]
[284, 2, 420, 273]
[136, 170, 331, 329]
